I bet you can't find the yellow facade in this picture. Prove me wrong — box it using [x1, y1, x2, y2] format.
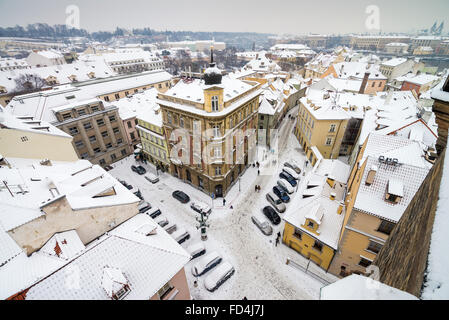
[0, 128, 78, 161]
[295, 101, 348, 161]
[137, 118, 170, 170]
[328, 137, 390, 276]
[283, 222, 335, 270]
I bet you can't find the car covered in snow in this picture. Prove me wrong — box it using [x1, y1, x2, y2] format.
[266, 192, 286, 213]
[282, 167, 300, 180]
[191, 251, 222, 277]
[164, 223, 177, 234]
[171, 228, 190, 244]
[172, 190, 190, 203]
[187, 242, 206, 260]
[144, 173, 159, 184]
[148, 207, 162, 219]
[262, 206, 281, 225]
[251, 214, 273, 236]
[284, 161, 301, 174]
[273, 186, 290, 203]
[204, 261, 235, 292]
[138, 201, 151, 213]
[279, 172, 297, 187]
[190, 201, 212, 215]
[131, 165, 146, 175]
[277, 179, 295, 194]
[119, 180, 133, 190]
[156, 217, 169, 228]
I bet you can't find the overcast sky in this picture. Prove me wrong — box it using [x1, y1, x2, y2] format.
[0, 0, 448, 35]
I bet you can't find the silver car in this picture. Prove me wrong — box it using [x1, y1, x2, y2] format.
[251, 215, 273, 236]
[284, 161, 302, 174]
[266, 191, 286, 213]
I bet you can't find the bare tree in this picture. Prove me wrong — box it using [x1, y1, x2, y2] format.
[14, 74, 46, 93]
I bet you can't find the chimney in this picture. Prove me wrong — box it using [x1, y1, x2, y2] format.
[359, 72, 370, 94]
[330, 192, 336, 201]
[337, 201, 344, 215]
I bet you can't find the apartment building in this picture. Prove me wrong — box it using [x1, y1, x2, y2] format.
[379, 58, 415, 81]
[384, 43, 409, 55]
[157, 54, 261, 197]
[0, 59, 116, 107]
[0, 57, 30, 72]
[0, 156, 190, 300]
[26, 49, 66, 67]
[410, 36, 443, 53]
[0, 108, 78, 161]
[328, 133, 431, 276]
[283, 156, 350, 271]
[133, 90, 171, 172]
[350, 36, 410, 51]
[5, 71, 173, 166]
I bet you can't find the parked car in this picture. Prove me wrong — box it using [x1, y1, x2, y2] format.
[204, 261, 235, 292]
[148, 207, 162, 219]
[277, 179, 295, 194]
[282, 167, 300, 180]
[134, 190, 144, 200]
[273, 186, 290, 203]
[262, 206, 281, 225]
[191, 251, 222, 277]
[104, 165, 114, 171]
[144, 173, 159, 184]
[279, 172, 297, 187]
[131, 165, 146, 175]
[190, 201, 212, 215]
[284, 161, 301, 174]
[120, 180, 133, 190]
[172, 190, 190, 203]
[187, 242, 206, 260]
[156, 217, 169, 228]
[266, 192, 286, 213]
[138, 201, 151, 213]
[251, 215, 273, 236]
[171, 228, 190, 244]
[164, 223, 177, 234]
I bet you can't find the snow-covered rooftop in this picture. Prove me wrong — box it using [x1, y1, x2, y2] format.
[0, 158, 140, 231]
[321, 274, 418, 300]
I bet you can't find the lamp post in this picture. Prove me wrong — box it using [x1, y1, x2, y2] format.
[196, 210, 210, 241]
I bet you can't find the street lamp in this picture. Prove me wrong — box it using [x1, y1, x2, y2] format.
[196, 210, 210, 241]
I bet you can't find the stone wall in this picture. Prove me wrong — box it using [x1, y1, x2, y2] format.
[373, 148, 446, 297]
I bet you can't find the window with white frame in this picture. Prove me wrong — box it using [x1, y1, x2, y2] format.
[211, 96, 219, 111]
[325, 137, 332, 145]
[329, 124, 336, 132]
[213, 125, 220, 138]
[215, 166, 222, 176]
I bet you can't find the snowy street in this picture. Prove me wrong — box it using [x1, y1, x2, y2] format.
[108, 106, 338, 300]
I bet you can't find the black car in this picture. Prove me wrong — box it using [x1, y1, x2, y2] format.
[131, 165, 146, 175]
[119, 180, 133, 190]
[172, 190, 190, 203]
[279, 172, 297, 187]
[134, 190, 144, 200]
[273, 186, 290, 203]
[262, 206, 281, 225]
[149, 208, 162, 219]
[104, 165, 114, 171]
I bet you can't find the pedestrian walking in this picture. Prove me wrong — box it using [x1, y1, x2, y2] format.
[257, 169, 260, 176]
[256, 161, 260, 168]
[230, 205, 233, 209]
[223, 198, 226, 206]
[255, 185, 258, 192]
[275, 237, 279, 247]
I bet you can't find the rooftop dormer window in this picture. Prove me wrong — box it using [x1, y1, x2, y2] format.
[211, 95, 219, 112]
